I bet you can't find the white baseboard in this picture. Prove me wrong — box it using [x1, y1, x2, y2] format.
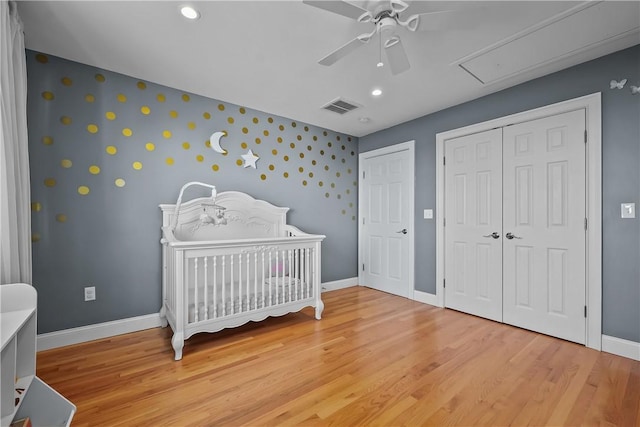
[37, 313, 162, 352]
[602, 335, 640, 361]
[413, 290, 440, 307]
[322, 277, 358, 292]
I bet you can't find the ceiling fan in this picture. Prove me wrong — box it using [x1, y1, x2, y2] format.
[303, 0, 460, 75]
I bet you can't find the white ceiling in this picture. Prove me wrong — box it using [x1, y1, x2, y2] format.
[17, 1, 640, 137]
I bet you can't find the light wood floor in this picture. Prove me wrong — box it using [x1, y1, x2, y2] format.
[38, 287, 639, 426]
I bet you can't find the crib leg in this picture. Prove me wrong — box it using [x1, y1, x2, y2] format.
[159, 305, 168, 328]
[172, 332, 184, 361]
[315, 299, 324, 320]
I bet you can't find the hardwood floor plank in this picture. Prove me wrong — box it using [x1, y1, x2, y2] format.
[35, 287, 639, 426]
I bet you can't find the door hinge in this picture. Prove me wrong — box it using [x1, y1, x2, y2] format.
[362, 171, 365, 179]
[443, 218, 446, 226]
[362, 264, 365, 272]
[362, 217, 365, 225]
[443, 279, 446, 288]
[584, 130, 587, 143]
[584, 217, 588, 230]
[584, 305, 587, 318]
[443, 156, 446, 166]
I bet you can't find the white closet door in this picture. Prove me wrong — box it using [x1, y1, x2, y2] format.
[444, 129, 503, 321]
[502, 109, 586, 343]
[361, 147, 413, 298]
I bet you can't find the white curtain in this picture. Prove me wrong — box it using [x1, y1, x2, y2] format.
[0, 1, 32, 285]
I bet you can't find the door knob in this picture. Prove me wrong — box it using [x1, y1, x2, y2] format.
[505, 232, 522, 240]
[396, 229, 408, 234]
[483, 232, 500, 239]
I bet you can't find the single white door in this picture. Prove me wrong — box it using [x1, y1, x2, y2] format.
[360, 143, 414, 299]
[502, 110, 586, 343]
[444, 129, 503, 321]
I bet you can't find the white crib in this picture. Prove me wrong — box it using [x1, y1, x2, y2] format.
[160, 190, 325, 360]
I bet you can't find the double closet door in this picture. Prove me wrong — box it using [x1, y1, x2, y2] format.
[444, 109, 587, 344]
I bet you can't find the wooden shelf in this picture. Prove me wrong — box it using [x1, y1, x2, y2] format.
[1, 284, 75, 427]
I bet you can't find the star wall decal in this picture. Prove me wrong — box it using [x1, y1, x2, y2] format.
[241, 149, 259, 169]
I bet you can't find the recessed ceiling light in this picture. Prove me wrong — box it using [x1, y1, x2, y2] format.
[371, 88, 382, 97]
[180, 6, 200, 20]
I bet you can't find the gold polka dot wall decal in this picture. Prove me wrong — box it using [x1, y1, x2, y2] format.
[32, 233, 41, 243]
[60, 116, 72, 125]
[253, 117, 259, 124]
[297, 135, 302, 141]
[342, 145, 346, 150]
[87, 124, 98, 134]
[239, 107, 246, 114]
[140, 106, 150, 115]
[227, 117, 234, 124]
[336, 172, 341, 177]
[279, 125, 285, 131]
[308, 172, 314, 178]
[302, 180, 307, 186]
[182, 142, 190, 150]
[157, 93, 166, 102]
[313, 136, 318, 141]
[242, 127, 249, 134]
[342, 210, 346, 214]
[290, 143, 295, 149]
[212, 164, 219, 171]
[240, 142, 248, 149]
[196, 155, 204, 162]
[42, 136, 53, 145]
[298, 167, 304, 173]
[106, 111, 117, 120]
[61, 77, 72, 86]
[122, 128, 133, 137]
[291, 122, 297, 128]
[203, 112, 211, 119]
[312, 160, 317, 165]
[299, 153, 305, 159]
[106, 145, 117, 155]
[283, 172, 289, 178]
[78, 186, 90, 195]
[182, 94, 190, 102]
[31, 202, 42, 212]
[307, 145, 312, 151]
[338, 195, 342, 200]
[60, 159, 72, 168]
[325, 193, 330, 198]
[324, 165, 329, 171]
[36, 53, 48, 63]
[169, 110, 178, 118]
[89, 165, 100, 175]
[263, 130, 269, 137]
[283, 155, 289, 161]
[218, 104, 225, 111]
[236, 159, 243, 166]
[304, 126, 309, 132]
[42, 91, 55, 101]
[115, 178, 126, 187]
[163, 130, 172, 139]
[337, 136, 341, 141]
[260, 174, 266, 181]
[166, 157, 174, 165]
[351, 151, 355, 156]
[323, 131, 328, 136]
[132, 161, 142, 170]
[205, 140, 211, 148]
[56, 214, 67, 223]
[346, 189, 351, 194]
[331, 183, 336, 188]
[269, 164, 275, 171]
[95, 74, 105, 82]
[348, 137, 352, 142]
[277, 137, 283, 143]
[145, 142, 155, 151]
[347, 168, 352, 174]
[328, 142, 332, 147]
[85, 94, 95, 103]
[272, 149, 278, 155]
[188, 122, 196, 130]
[319, 181, 323, 187]
[268, 117, 273, 123]
[137, 81, 146, 90]
[320, 150, 324, 155]
[331, 155, 336, 160]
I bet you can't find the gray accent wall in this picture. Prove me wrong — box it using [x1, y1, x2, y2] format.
[27, 51, 359, 334]
[360, 45, 640, 343]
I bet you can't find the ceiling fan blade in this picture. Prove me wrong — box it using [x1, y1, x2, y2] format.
[303, 0, 371, 21]
[409, 10, 469, 32]
[384, 36, 410, 75]
[318, 33, 372, 66]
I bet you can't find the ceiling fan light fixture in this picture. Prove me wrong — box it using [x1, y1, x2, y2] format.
[371, 88, 382, 97]
[180, 5, 200, 20]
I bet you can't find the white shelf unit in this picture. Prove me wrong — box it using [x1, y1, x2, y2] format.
[1, 284, 75, 427]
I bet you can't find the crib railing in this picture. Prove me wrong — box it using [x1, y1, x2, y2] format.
[162, 236, 322, 333]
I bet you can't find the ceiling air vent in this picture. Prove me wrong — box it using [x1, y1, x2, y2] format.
[322, 97, 360, 115]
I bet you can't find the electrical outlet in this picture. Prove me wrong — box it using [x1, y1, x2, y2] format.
[84, 286, 96, 301]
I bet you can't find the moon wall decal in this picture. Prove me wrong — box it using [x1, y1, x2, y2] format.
[209, 131, 227, 154]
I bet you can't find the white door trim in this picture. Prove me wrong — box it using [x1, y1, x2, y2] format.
[436, 93, 602, 350]
[358, 140, 415, 299]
